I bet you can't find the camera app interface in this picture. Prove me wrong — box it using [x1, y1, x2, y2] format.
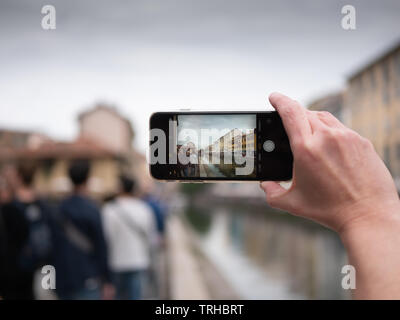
[176, 114, 257, 179]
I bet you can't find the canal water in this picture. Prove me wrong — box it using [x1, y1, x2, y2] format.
[185, 185, 350, 300]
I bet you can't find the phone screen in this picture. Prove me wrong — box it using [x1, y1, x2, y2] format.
[149, 111, 293, 181]
[176, 114, 257, 179]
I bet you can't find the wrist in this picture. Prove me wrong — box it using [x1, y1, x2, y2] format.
[337, 197, 400, 240]
[337, 200, 400, 299]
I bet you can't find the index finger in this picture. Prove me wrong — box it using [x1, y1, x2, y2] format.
[269, 92, 312, 147]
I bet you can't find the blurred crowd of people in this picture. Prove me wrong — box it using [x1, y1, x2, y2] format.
[0, 160, 166, 300]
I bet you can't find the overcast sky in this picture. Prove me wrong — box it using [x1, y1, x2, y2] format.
[0, 0, 399, 152]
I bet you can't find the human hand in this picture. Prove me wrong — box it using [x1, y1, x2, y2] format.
[260, 92, 400, 233]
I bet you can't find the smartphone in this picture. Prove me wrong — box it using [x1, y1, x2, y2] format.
[149, 111, 293, 182]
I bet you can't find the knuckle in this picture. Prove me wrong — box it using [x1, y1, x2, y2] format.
[342, 129, 355, 140]
[323, 128, 340, 141]
[303, 141, 315, 154]
[326, 128, 351, 143]
[360, 136, 374, 149]
[319, 111, 339, 123]
[345, 130, 363, 143]
[319, 111, 332, 118]
[321, 128, 372, 151]
[295, 140, 315, 160]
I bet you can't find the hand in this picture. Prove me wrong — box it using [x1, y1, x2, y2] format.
[260, 92, 400, 233]
[260, 93, 400, 299]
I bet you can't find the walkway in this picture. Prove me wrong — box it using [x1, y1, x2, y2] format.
[199, 155, 225, 178]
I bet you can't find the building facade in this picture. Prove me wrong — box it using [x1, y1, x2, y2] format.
[308, 92, 345, 124]
[0, 129, 50, 150]
[78, 104, 134, 155]
[201, 128, 256, 159]
[0, 104, 150, 199]
[344, 43, 400, 185]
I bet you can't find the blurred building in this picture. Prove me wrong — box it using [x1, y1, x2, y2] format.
[344, 42, 400, 186]
[0, 104, 151, 199]
[78, 104, 151, 192]
[308, 92, 345, 123]
[0, 129, 50, 150]
[78, 104, 134, 155]
[200, 128, 256, 157]
[7, 138, 120, 197]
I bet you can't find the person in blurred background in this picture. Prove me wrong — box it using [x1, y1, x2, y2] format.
[54, 159, 114, 300]
[141, 186, 167, 299]
[0, 163, 53, 300]
[142, 190, 166, 243]
[102, 175, 156, 300]
[0, 169, 14, 205]
[260, 92, 400, 299]
[0, 172, 24, 300]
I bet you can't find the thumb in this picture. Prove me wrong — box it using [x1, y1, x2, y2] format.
[260, 181, 293, 211]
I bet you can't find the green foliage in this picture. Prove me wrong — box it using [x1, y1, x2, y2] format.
[180, 183, 209, 197]
[184, 207, 212, 235]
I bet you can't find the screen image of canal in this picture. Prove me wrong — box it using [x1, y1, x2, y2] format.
[176, 114, 257, 179]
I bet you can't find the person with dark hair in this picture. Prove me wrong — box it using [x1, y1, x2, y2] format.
[0, 163, 53, 299]
[68, 159, 90, 186]
[141, 187, 167, 299]
[120, 175, 135, 193]
[102, 174, 156, 300]
[54, 159, 114, 300]
[16, 162, 36, 187]
[0, 171, 31, 300]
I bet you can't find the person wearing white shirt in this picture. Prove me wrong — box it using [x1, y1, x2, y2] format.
[102, 175, 156, 300]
